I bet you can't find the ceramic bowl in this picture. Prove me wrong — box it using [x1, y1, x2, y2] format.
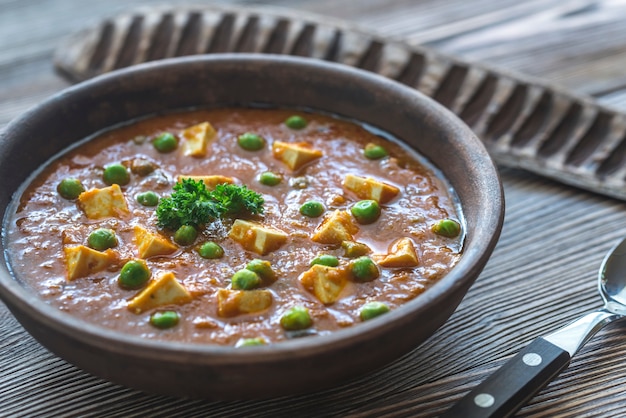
[0, 54, 503, 399]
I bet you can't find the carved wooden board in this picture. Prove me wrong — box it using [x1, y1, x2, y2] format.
[53, 3, 626, 200]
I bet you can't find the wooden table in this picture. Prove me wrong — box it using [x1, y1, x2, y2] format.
[2, 1, 626, 416]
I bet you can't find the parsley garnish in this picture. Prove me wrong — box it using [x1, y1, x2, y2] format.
[156, 179, 264, 230]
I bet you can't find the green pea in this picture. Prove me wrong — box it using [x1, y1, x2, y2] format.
[237, 132, 265, 151]
[152, 132, 178, 153]
[359, 302, 390, 321]
[118, 260, 151, 290]
[285, 115, 307, 130]
[150, 310, 180, 329]
[197, 241, 224, 259]
[136, 191, 159, 207]
[259, 171, 282, 186]
[246, 259, 276, 283]
[87, 228, 117, 251]
[231, 269, 262, 290]
[350, 256, 380, 282]
[341, 241, 371, 258]
[350, 200, 381, 224]
[235, 337, 267, 347]
[280, 306, 312, 331]
[363, 143, 389, 160]
[102, 163, 130, 186]
[432, 218, 461, 238]
[310, 254, 339, 267]
[57, 178, 85, 200]
[174, 225, 198, 246]
[299, 200, 325, 218]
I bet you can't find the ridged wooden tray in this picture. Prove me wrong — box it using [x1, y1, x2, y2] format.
[54, 3, 626, 200]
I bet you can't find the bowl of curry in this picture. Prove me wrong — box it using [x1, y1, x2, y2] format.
[0, 54, 503, 399]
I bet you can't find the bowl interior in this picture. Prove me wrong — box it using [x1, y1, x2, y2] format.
[0, 54, 503, 398]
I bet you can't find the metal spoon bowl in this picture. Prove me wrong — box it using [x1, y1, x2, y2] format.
[443, 237, 626, 418]
[600, 238, 626, 313]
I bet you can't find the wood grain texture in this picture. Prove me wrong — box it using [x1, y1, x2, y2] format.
[2, 1, 626, 417]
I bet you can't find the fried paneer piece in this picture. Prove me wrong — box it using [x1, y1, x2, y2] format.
[343, 174, 399, 203]
[217, 289, 273, 317]
[377, 237, 419, 268]
[311, 210, 359, 245]
[77, 184, 129, 219]
[229, 220, 288, 255]
[272, 141, 323, 170]
[299, 264, 349, 305]
[134, 225, 178, 258]
[181, 122, 216, 157]
[127, 271, 192, 314]
[64, 245, 118, 281]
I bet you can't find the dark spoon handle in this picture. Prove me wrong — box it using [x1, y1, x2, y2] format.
[441, 337, 571, 418]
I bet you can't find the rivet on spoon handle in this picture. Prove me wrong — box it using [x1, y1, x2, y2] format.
[441, 337, 570, 418]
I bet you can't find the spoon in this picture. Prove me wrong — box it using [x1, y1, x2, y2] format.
[442, 237, 626, 418]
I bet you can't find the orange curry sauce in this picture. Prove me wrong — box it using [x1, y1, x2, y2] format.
[5, 108, 462, 345]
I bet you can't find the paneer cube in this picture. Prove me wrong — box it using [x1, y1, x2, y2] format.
[176, 175, 234, 189]
[181, 122, 216, 157]
[229, 220, 288, 255]
[311, 210, 359, 245]
[77, 184, 129, 219]
[343, 174, 400, 203]
[377, 237, 419, 268]
[299, 264, 349, 305]
[127, 271, 192, 314]
[217, 289, 273, 317]
[134, 225, 178, 258]
[272, 141, 323, 170]
[64, 245, 118, 281]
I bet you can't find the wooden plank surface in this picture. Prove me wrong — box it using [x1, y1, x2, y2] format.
[2, 1, 626, 417]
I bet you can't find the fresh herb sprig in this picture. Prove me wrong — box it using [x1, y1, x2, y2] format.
[156, 179, 264, 230]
